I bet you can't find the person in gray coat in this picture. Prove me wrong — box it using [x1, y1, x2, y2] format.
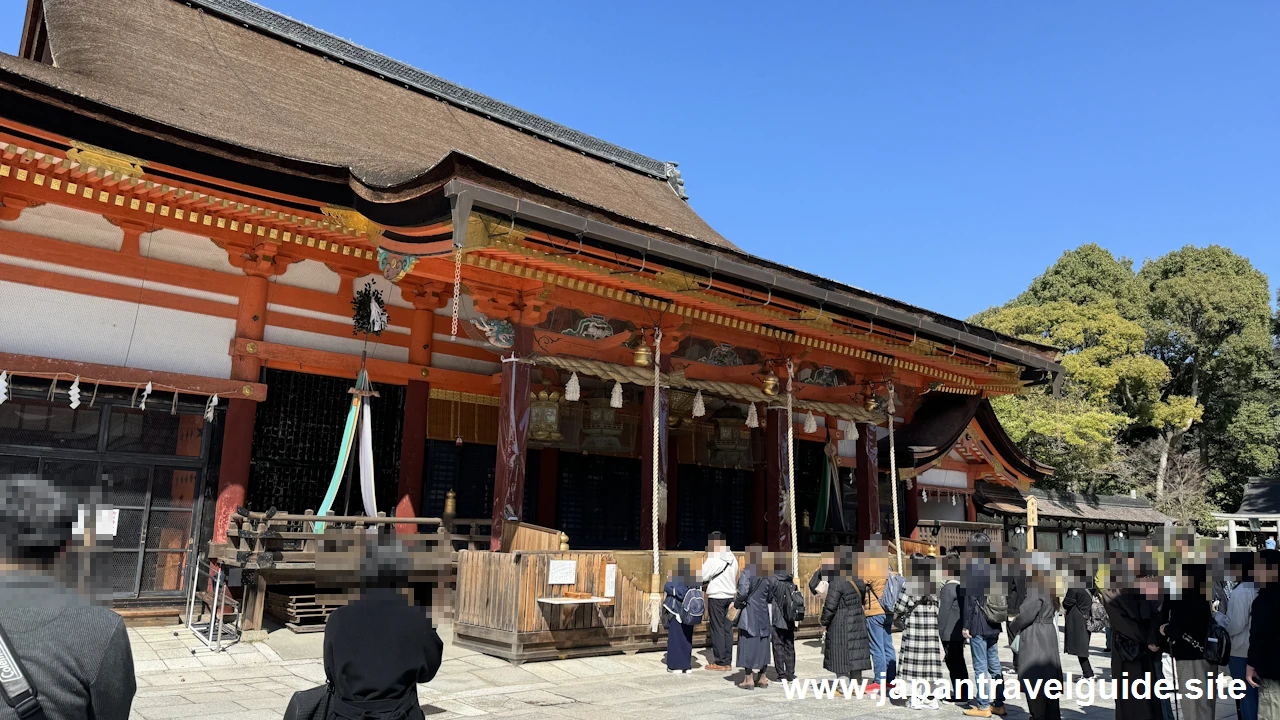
[0, 474, 136, 720]
[938, 552, 970, 703]
[819, 547, 872, 681]
[734, 545, 773, 689]
[1009, 564, 1063, 720]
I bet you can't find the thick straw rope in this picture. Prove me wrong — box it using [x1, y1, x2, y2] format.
[786, 359, 799, 577]
[887, 382, 904, 572]
[649, 329, 663, 633]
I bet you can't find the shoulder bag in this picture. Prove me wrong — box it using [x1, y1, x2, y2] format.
[0, 617, 48, 720]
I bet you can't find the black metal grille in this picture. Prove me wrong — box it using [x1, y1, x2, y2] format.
[421, 440, 495, 519]
[676, 465, 752, 551]
[110, 552, 137, 594]
[249, 369, 405, 515]
[556, 452, 640, 550]
[0, 397, 100, 450]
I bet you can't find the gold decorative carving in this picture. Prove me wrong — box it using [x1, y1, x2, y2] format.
[66, 141, 148, 177]
[322, 205, 385, 243]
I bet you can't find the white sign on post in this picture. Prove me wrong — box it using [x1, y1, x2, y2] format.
[604, 564, 617, 598]
[72, 507, 120, 537]
[548, 560, 577, 585]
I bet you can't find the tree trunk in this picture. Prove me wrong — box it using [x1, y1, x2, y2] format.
[1155, 431, 1171, 499]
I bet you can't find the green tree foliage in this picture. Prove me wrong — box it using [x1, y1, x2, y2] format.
[972, 244, 1278, 516]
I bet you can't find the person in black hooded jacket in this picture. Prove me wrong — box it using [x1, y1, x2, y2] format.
[322, 537, 443, 720]
[1246, 550, 1280, 720]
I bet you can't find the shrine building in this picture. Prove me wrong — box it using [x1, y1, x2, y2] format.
[2, 0, 1063, 608]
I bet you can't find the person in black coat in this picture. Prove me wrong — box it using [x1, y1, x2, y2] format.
[323, 538, 444, 720]
[1246, 550, 1280, 717]
[820, 548, 872, 680]
[1061, 565, 1094, 678]
[1160, 563, 1214, 720]
[1009, 568, 1063, 720]
[1103, 570, 1164, 720]
[1004, 552, 1028, 668]
[938, 552, 970, 703]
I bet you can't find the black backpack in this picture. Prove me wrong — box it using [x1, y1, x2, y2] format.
[1203, 623, 1232, 666]
[776, 581, 806, 624]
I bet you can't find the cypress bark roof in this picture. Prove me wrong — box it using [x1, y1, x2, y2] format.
[14, 0, 732, 248]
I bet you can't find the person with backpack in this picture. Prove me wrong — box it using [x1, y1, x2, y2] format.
[938, 551, 971, 705]
[769, 554, 802, 682]
[961, 533, 1007, 717]
[820, 546, 872, 684]
[859, 541, 901, 693]
[1159, 563, 1215, 720]
[699, 531, 739, 672]
[893, 553, 945, 710]
[733, 545, 774, 689]
[1062, 562, 1096, 678]
[1215, 552, 1257, 720]
[663, 559, 703, 674]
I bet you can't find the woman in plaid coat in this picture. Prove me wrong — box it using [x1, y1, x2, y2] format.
[893, 554, 945, 710]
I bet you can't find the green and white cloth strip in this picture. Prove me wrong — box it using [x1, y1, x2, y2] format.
[315, 394, 362, 533]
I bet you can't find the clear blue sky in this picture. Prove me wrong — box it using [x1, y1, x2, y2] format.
[3, 1, 1277, 320]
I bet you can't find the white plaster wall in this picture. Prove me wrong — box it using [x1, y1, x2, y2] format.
[142, 228, 241, 275]
[0, 280, 235, 378]
[0, 203, 122, 250]
[273, 259, 340, 294]
[430, 353, 501, 376]
[918, 467, 969, 489]
[263, 326, 409, 364]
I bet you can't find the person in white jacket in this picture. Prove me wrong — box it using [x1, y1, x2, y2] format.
[1215, 552, 1258, 720]
[700, 532, 739, 671]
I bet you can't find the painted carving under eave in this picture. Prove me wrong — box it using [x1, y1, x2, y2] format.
[377, 247, 418, 283]
[472, 317, 515, 349]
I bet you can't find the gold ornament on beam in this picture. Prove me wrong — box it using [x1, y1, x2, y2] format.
[322, 205, 385, 243]
[66, 140, 148, 178]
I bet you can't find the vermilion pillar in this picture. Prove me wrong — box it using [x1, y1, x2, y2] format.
[765, 406, 792, 552]
[396, 286, 442, 532]
[639, 386, 669, 550]
[855, 421, 880, 545]
[213, 265, 271, 544]
[490, 359, 531, 551]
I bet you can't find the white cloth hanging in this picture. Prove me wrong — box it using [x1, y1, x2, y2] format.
[358, 400, 378, 528]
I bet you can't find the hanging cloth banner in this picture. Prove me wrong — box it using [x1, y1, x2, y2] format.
[358, 395, 378, 524]
[814, 449, 831, 535]
[315, 395, 361, 533]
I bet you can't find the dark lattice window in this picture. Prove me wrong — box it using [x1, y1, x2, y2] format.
[249, 369, 404, 515]
[556, 453, 640, 550]
[676, 465, 753, 550]
[421, 440, 495, 520]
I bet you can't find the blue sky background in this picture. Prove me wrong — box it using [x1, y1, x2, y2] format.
[3, 1, 1277, 320]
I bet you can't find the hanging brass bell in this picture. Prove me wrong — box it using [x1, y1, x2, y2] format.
[633, 344, 653, 367]
[760, 371, 779, 396]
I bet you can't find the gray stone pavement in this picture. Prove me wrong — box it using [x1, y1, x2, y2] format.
[126, 623, 1243, 719]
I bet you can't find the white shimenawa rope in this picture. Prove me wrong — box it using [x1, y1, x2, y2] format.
[887, 381, 904, 573]
[786, 359, 799, 577]
[649, 328, 663, 632]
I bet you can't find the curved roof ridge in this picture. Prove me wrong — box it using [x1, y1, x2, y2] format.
[183, 0, 674, 180]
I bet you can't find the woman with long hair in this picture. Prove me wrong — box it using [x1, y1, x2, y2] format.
[1009, 558, 1063, 720]
[893, 553, 945, 710]
[819, 546, 872, 684]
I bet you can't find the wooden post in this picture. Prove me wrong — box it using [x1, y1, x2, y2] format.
[855, 422, 880, 545]
[1026, 495, 1039, 551]
[490, 359, 530, 551]
[214, 257, 275, 545]
[397, 286, 443, 533]
[765, 406, 792, 552]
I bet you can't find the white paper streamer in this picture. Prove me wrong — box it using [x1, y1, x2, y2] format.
[565, 372, 580, 402]
[1, 371, 10, 406]
[745, 402, 759, 428]
[68, 377, 81, 410]
[359, 401, 378, 526]
[610, 380, 623, 408]
[138, 381, 153, 410]
[205, 393, 219, 422]
[803, 410, 817, 434]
